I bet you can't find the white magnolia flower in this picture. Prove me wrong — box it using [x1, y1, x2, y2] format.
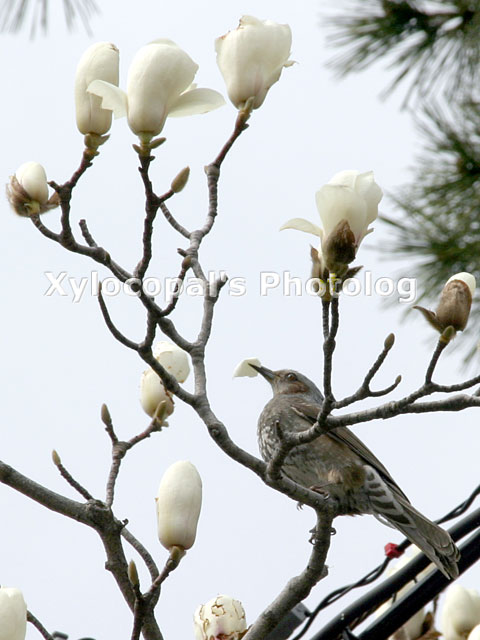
[75, 42, 119, 135]
[7, 162, 59, 217]
[153, 341, 190, 383]
[216, 15, 293, 109]
[469, 624, 480, 640]
[194, 594, 247, 640]
[156, 461, 202, 551]
[88, 40, 224, 139]
[139, 369, 174, 421]
[232, 357, 262, 378]
[281, 170, 383, 272]
[441, 585, 480, 640]
[0, 587, 27, 640]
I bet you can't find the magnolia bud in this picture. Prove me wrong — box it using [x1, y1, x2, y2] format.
[171, 167, 190, 193]
[75, 42, 119, 136]
[0, 587, 27, 640]
[139, 369, 175, 422]
[441, 585, 480, 639]
[156, 461, 202, 551]
[215, 15, 294, 110]
[194, 595, 247, 640]
[436, 273, 476, 331]
[7, 162, 59, 217]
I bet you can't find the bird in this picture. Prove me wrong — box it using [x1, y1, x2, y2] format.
[251, 364, 460, 580]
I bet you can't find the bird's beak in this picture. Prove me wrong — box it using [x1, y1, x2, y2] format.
[249, 363, 276, 382]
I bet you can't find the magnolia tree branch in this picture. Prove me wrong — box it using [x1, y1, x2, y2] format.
[27, 610, 54, 640]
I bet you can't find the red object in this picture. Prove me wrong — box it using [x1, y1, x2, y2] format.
[384, 543, 404, 559]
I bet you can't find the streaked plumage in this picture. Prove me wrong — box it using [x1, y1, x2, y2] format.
[253, 365, 460, 580]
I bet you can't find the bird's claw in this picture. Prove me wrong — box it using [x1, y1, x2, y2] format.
[310, 484, 330, 500]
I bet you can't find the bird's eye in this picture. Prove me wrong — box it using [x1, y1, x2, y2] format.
[286, 373, 297, 382]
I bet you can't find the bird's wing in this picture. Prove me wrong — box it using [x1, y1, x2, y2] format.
[290, 397, 410, 503]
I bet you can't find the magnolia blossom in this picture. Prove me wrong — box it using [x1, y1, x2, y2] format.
[441, 585, 480, 640]
[7, 162, 59, 217]
[156, 461, 202, 551]
[0, 587, 27, 640]
[153, 341, 190, 383]
[88, 40, 224, 139]
[194, 595, 247, 640]
[281, 170, 383, 273]
[415, 271, 476, 334]
[75, 42, 119, 136]
[215, 15, 294, 109]
[140, 342, 190, 421]
[140, 369, 175, 421]
[232, 357, 262, 378]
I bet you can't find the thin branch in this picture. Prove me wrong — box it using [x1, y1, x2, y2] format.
[244, 508, 334, 640]
[323, 296, 339, 402]
[336, 334, 398, 409]
[121, 527, 160, 584]
[159, 200, 190, 238]
[425, 337, 448, 383]
[98, 285, 139, 351]
[79, 218, 97, 247]
[27, 610, 54, 640]
[52, 452, 94, 501]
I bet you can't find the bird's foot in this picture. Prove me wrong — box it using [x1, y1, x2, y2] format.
[309, 484, 331, 500]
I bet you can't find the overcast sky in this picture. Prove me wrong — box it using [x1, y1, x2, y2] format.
[2, 1, 479, 638]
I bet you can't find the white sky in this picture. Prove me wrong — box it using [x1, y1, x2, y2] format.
[2, 1, 479, 638]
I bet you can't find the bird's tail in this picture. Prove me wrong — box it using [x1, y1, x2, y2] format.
[364, 466, 460, 579]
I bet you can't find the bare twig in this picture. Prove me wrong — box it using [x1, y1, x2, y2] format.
[51, 450, 94, 501]
[98, 285, 139, 351]
[27, 610, 54, 640]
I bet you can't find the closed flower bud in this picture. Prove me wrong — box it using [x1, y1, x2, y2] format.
[156, 460, 202, 551]
[75, 42, 119, 136]
[139, 369, 175, 423]
[171, 166, 190, 193]
[88, 40, 224, 141]
[441, 585, 480, 639]
[436, 273, 475, 331]
[415, 272, 476, 334]
[6, 162, 59, 217]
[194, 594, 247, 640]
[215, 15, 294, 110]
[281, 170, 382, 274]
[0, 587, 27, 640]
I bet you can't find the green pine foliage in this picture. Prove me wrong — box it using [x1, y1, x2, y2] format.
[0, 0, 97, 35]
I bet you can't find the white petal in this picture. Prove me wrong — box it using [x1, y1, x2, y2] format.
[153, 341, 190, 383]
[233, 357, 262, 378]
[316, 184, 367, 240]
[126, 42, 198, 135]
[279, 217, 323, 237]
[447, 272, 476, 296]
[87, 80, 127, 119]
[328, 170, 360, 189]
[354, 171, 383, 225]
[139, 369, 174, 418]
[75, 42, 119, 135]
[168, 88, 225, 117]
[0, 587, 27, 640]
[16, 162, 49, 204]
